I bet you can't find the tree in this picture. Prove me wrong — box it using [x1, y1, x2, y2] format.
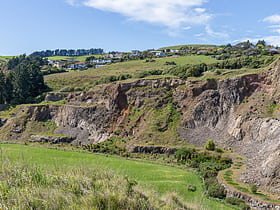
[27, 63, 45, 97]
[0, 71, 6, 104]
[11, 62, 31, 104]
[5, 72, 13, 104]
[175, 147, 193, 163]
[205, 140, 215, 151]
[256, 40, 266, 47]
[250, 184, 257, 194]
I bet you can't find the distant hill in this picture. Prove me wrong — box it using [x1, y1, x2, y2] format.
[159, 44, 217, 50]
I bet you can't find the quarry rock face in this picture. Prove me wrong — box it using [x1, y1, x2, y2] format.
[1, 60, 280, 192]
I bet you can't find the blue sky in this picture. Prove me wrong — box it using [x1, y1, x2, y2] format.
[1, 0, 280, 55]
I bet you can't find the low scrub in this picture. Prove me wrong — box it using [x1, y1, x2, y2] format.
[225, 197, 250, 210]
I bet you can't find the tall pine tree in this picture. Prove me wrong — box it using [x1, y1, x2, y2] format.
[0, 71, 6, 104]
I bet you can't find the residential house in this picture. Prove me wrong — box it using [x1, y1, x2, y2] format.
[150, 51, 166, 57]
[48, 59, 56, 65]
[91, 59, 113, 64]
[53, 62, 64, 69]
[267, 48, 279, 54]
[69, 62, 87, 70]
[183, 49, 191, 53]
[170, 49, 180, 53]
[131, 50, 141, 54]
[108, 53, 124, 58]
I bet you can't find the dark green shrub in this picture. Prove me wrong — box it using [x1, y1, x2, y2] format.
[215, 147, 224, 153]
[239, 202, 250, 210]
[175, 147, 192, 163]
[207, 182, 226, 199]
[225, 197, 245, 205]
[187, 185, 196, 192]
[205, 140, 215, 151]
[219, 157, 232, 165]
[204, 177, 217, 190]
[250, 184, 257, 194]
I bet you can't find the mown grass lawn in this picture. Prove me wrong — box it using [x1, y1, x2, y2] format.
[0, 144, 235, 209]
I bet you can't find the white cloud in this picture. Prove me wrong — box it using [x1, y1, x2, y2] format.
[205, 24, 229, 39]
[183, 26, 192, 30]
[263, 14, 280, 23]
[80, 0, 211, 29]
[268, 25, 280, 28]
[65, 0, 78, 6]
[194, 8, 206, 13]
[273, 29, 280, 34]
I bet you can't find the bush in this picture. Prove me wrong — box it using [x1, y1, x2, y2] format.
[207, 182, 226, 199]
[215, 147, 224, 153]
[204, 177, 217, 190]
[187, 185, 196, 192]
[205, 140, 215, 151]
[225, 197, 244, 205]
[250, 184, 257, 194]
[239, 202, 251, 210]
[175, 147, 192, 163]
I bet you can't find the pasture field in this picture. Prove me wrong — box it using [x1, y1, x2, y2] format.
[45, 55, 218, 91]
[0, 56, 14, 62]
[0, 144, 235, 209]
[47, 55, 104, 62]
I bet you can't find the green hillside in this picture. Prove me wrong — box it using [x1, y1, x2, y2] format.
[47, 55, 104, 62]
[0, 56, 14, 62]
[45, 55, 218, 91]
[159, 44, 217, 50]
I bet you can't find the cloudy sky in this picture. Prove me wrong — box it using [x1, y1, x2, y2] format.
[1, 0, 280, 55]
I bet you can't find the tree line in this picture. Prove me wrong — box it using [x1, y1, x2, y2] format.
[0, 55, 47, 104]
[30, 48, 104, 57]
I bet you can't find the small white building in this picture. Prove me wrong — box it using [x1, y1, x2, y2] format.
[48, 59, 56, 65]
[92, 59, 113, 64]
[150, 51, 166, 57]
[95, 65, 106, 68]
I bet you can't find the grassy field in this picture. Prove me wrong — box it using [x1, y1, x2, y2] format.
[0, 144, 235, 209]
[0, 56, 14, 62]
[48, 55, 104, 62]
[45, 55, 218, 91]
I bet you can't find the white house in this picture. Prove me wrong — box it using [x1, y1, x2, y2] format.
[48, 59, 56, 65]
[92, 59, 113, 64]
[150, 51, 166, 57]
[170, 49, 180, 53]
[68, 62, 87, 70]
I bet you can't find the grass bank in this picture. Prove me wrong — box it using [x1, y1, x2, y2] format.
[0, 144, 235, 209]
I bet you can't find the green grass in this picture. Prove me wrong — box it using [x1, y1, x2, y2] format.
[0, 56, 14, 62]
[0, 144, 234, 209]
[47, 55, 104, 62]
[189, 67, 264, 82]
[45, 55, 218, 91]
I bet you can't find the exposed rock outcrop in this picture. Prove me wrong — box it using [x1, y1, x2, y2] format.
[30, 135, 75, 144]
[127, 145, 177, 155]
[2, 60, 280, 192]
